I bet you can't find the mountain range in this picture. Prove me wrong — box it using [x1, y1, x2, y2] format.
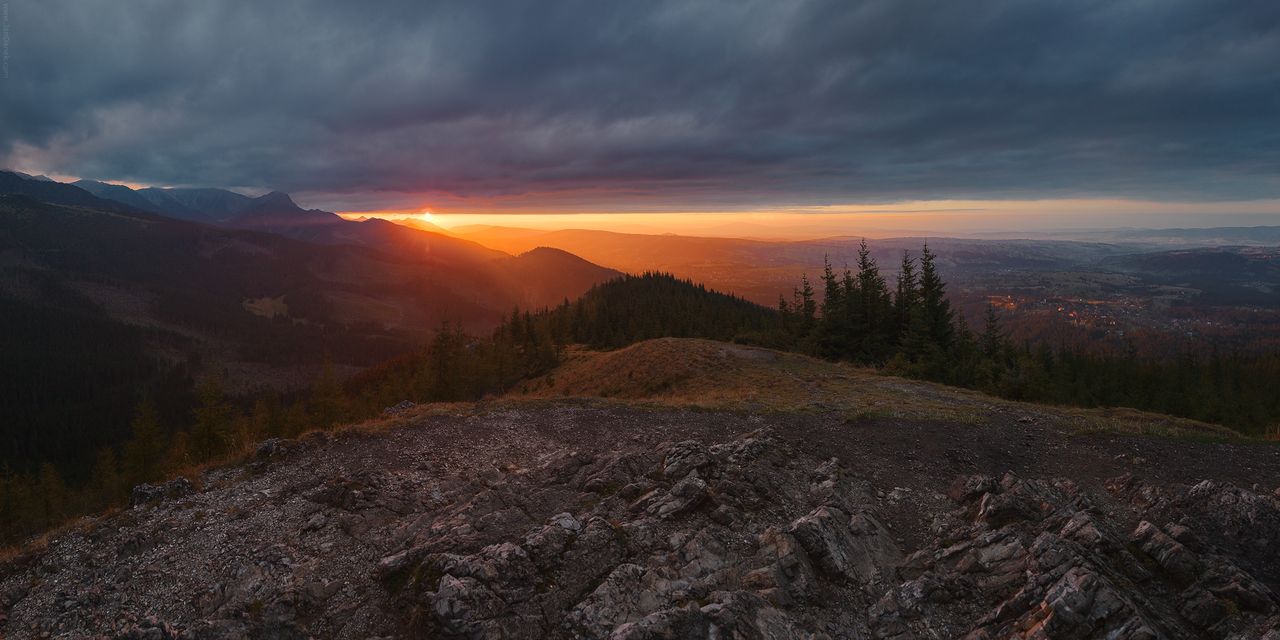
[0, 170, 625, 477]
[73, 178, 466, 251]
[0, 170, 621, 391]
[6, 170, 619, 311]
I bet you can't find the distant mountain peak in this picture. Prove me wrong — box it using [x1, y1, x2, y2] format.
[2, 169, 55, 182]
[254, 191, 299, 209]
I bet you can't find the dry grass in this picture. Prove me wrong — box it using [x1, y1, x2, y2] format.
[1264, 423, 1280, 441]
[0, 533, 50, 566]
[515, 338, 1242, 440]
[0, 505, 124, 567]
[1058, 406, 1239, 440]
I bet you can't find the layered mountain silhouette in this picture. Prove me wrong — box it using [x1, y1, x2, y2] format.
[6, 170, 54, 182]
[0, 171, 621, 390]
[15, 172, 621, 307]
[2, 170, 141, 211]
[74, 177, 522, 264]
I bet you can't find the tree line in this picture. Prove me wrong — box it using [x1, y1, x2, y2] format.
[773, 240, 1280, 436]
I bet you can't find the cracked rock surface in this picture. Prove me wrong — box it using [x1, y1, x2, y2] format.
[1, 402, 1278, 639]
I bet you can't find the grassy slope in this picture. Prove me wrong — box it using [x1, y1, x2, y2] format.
[511, 337, 1242, 440]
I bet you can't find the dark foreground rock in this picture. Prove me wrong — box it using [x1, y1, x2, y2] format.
[1, 404, 1278, 639]
[127, 478, 195, 508]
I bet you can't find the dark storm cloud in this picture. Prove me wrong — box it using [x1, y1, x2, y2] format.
[2, 0, 1278, 209]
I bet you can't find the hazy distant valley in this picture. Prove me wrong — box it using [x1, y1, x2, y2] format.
[456, 225, 1280, 354]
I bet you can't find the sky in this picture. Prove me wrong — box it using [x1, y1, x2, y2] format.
[2, 0, 1279, 233]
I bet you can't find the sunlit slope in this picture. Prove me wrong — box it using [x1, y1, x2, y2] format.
[515, 337, 1239, 439]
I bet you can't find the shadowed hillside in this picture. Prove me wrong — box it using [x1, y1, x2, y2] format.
[0, 188, 617, 481]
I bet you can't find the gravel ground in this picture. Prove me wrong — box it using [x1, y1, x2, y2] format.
[1, 400, 1277, 639]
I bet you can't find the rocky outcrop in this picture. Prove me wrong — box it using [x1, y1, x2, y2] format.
[1, 405, 1278, 639]
[871, 473, 1280, 639]
[371, 433, 901, 638]
[127, 477, 195, 508]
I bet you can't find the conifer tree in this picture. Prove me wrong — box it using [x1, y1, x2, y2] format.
[428, 323, 471, 401]
[88, 447, 125, 508]
[818, 257, 850, 357]
[37, 463, 66, 528]
[894, 250, 918, 341]
[799, 274, 817, 328]
[8, 472, 35, 538]
[191, 375, 233, 462]
[904, 244, 955, 361]
[777, 294, 792, 337]
[853, 239, 892, 361]
[250, 394, 284, 440]
[840, 266, 858, 355]
[792, 275, 817, 350]
[310, 356, 346, 429]
[981, 304, 1005, 358]
[820, 256, 843, 318]
[165, 431, 192, 474]
[282, 403, 311, 438]
[123, 396, 167, 485]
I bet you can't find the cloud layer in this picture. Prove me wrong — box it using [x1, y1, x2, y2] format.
[3, 0, 1278, 211]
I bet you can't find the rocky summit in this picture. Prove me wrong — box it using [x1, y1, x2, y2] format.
[1, 402, 1279, 639]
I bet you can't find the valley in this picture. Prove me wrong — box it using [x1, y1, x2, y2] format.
[455, 225, 1280, 355]
[0, 174, 619, 478]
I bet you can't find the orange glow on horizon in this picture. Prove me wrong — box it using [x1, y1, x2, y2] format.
[338, 198, 1280, 240]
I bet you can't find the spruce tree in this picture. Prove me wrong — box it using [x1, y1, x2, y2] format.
[818, 256, 849, 358]
[791, 275, 818, 350]
[820, 256, 843, 318]
[777, 294, 792, 337]
[901, 244, 955, 375]
[981, 304, 1005, 358]
[916, 244, 955, 346]
[853, 239, 892, 361]
[894, 250, 918, 343]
